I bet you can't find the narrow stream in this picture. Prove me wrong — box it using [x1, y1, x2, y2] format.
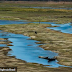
[47, 23, 72, 34]
[0, 20, 72, 68]
[0, 20, 30, 25]
[34, 22, 72, 34]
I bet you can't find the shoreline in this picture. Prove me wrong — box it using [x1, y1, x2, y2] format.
[0, 43, 72, 72]
[0, 23, 72, 66]
[0, 32, 72, 72]
[0, 23, 72, 72]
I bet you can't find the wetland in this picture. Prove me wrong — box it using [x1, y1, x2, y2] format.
[0, 1, 72, 72]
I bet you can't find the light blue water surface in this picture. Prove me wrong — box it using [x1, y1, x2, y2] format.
[0, 20, 29, 25]
[0, 30, 65, 68]
[47, 23, 72, 34]
[34, 22, 72, 34]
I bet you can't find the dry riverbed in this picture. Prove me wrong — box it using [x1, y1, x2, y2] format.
[0, 23, 72, 72]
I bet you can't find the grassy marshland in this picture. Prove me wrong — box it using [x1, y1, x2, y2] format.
[0, 1, 72, 72]
[0, 3, 72, 24]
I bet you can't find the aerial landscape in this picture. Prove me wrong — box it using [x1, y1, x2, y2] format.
[0, 0, 72, 72]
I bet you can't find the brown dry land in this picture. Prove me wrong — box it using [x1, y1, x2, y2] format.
[0, 23, 72, 72]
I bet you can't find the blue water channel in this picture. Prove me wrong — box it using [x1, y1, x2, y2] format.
[1, 20, 72, 34]
[0, 20, 72, 68]
[0, 30, 67, 68]
[34, 22, 72, 34]
[0, 20, 29, 25]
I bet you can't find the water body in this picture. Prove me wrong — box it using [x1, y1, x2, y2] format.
[34, 22, 72, 34]
[0, 20, 29, 25]
[47, 23, 72, 34]
[0, 20, 67, 68]
[0, 44, 7, 47]
[0, 30, 67, 68]
[0, 20, 72, 68]
[21, 6, 72, 10]
[0, 20, 72, 34]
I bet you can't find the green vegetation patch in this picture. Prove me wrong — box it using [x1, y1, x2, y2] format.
[0, 7, 72, 23]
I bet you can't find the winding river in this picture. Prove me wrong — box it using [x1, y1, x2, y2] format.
[0, 20, 72, 68]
